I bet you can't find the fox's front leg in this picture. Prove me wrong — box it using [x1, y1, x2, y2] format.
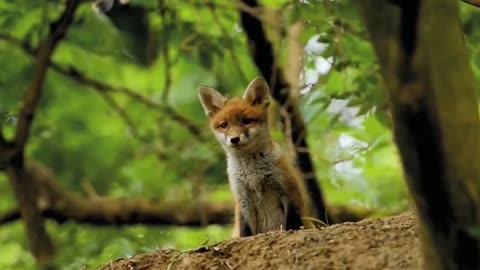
[232, 203, 241, 237]
[232, 203, 253, 237]
[239, 200, 257, 236]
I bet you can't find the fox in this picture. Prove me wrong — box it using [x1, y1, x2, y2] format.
[198, 77, 313, 237]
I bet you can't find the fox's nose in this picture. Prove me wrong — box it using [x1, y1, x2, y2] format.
[230, 137, 240, 145]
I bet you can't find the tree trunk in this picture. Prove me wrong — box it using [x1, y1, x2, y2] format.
[359, 0, 480, 268]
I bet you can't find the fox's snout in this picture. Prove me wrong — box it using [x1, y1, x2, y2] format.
[214, 125, 256, 148]
[226, 133, 246, 147]
[223, 128, 254, 147]
[230, 137, 240, 145]
[227, 133, 246, 146]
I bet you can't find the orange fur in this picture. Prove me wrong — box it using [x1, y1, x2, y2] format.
[198, 77, 312, 237]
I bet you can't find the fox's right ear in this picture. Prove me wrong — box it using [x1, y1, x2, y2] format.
[198, 86, 227, 118]
[243, 77, 270, 108]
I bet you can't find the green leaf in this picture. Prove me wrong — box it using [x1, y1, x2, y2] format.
[374, 109, 391, 129]
[324, 70, 344, 94]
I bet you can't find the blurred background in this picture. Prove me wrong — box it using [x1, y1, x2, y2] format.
[1, 0, 478, 269]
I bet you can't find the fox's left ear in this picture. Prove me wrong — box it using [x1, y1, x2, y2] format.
[243, 77, 270, 108]
[198, 86, 227, 118]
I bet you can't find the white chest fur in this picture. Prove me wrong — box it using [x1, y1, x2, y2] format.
[226, 145, 289, 234]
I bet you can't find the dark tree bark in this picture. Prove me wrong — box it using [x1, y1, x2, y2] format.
[239, 0, 328, 222]
[359, 0, 480, 268]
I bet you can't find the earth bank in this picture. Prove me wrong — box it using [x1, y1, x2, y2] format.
[99, 212, 421, 270]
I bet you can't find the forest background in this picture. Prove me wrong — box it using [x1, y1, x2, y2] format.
[1, 0, 480, 269]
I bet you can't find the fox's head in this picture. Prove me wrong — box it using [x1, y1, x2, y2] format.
[198, 77, 271, 153]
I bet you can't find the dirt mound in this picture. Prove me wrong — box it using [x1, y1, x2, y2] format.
[98, 212, 421, 270]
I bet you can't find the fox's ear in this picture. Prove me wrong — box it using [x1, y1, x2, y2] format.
[198, 86, 227, 117]
[243, 77, 270, 108]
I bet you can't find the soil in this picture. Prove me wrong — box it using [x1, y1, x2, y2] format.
[98, 212, 422, 270]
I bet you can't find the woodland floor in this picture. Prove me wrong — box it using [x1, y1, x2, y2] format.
[98, 212, 421, 270]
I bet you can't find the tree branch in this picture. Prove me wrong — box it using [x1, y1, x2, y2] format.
[1, 160, 232, 227]
[51, 64, 207, 141]
[0, 34, 206, 142]
[98, 92, 171, 159]
[0, 160, 377, 227]
[0, 203, 232, 227]
[239, 0, 328, 222]
[460, 0, 480, 7]
[5, 0, 80, 262]
[14, 0, 78, 149]
[0, 209, 20, 225]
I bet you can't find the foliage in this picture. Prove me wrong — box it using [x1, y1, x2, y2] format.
[9, 0, 480, 268]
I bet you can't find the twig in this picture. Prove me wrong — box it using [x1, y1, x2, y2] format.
[81, 178, 100, 200]
[0, 33, 37, 54]
[99, 92, 171, 159]
[99, 92, 141, 139]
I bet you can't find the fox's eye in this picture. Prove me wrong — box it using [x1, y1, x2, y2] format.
[242, 118, 253, 125]
[219, 122, 228, 129]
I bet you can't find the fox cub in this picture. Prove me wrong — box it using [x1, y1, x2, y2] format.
[198, 77, 312, 237]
